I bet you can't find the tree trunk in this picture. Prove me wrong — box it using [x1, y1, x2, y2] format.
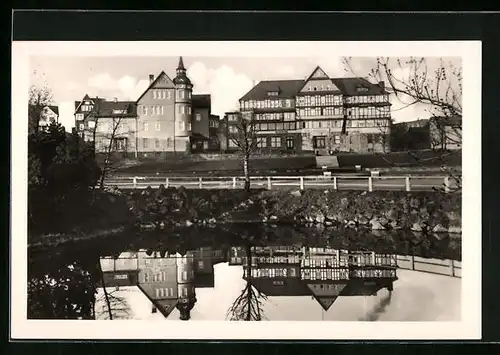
[243, 154, 250, 191]
[98, 260, 113, 320]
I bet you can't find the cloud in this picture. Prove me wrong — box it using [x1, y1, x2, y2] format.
[87, 73, 149, 101]
[188, 62, 254, 117]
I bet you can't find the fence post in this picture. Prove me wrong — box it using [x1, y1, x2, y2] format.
[232, 177, 236, 189]
[450, 260, 455, 277]
[333, 176, 338, 190]
[368, 177, 373, 192]
[405, 176, 411, 192]
[299, 176, 304, 190]
[267, 177, 272, 190]
[444, 176, 451, 193]
[199, 177, 203, 189]
[165, 178, 169, 188]
[133, 177, 137, 189]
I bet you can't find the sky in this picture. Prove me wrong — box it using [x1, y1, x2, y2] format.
[29, 56, 461, 132]
[95, 262, 461, 322]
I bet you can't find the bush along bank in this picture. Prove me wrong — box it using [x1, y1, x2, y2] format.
[121, 186, 461, 235]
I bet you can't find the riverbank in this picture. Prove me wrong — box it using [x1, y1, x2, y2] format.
[28, 186, 461, 248]
[125, 186, 461, 235]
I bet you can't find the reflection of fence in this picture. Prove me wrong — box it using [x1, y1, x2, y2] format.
[396, 255, 461, 278]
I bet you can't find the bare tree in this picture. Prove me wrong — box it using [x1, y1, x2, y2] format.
[343, 57, 462, 192]
[226, 245, 267, 321]
[88, 103, 135, 189]
[229, 111, 259, 191]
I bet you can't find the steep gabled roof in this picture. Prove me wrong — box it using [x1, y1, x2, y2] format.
[331, 77, 387, 96]
[136, 71, 175, 103]
[95, 100, 137, 118]
[296, 65, 341, 93]
[239, 80, 305, 101]
[47, 105, 59, 115]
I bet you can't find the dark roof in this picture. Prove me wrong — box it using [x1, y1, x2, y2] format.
[430, 115, 462, 126]
[47, 105, 59, 115]
[95, 100, 137, 117]
[192, 94, 211, 109]
[28, 104, 59, 116]
[193, 273, 215, 288]
[177, 56, 186, 70]
[239, 80, 305, 101]
[331, 77, 387, 96]
[240, 76, 387, 101]
[74, 97, 137, 117]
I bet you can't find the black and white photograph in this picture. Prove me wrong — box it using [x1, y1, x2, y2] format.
[11, 40, 481, 340]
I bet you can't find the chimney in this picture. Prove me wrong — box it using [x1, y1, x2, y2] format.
[149, 74, 155, 83]
[378, 81, 385, 89]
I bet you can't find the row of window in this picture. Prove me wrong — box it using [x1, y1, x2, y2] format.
[301, 268, 350, 280]
[241, 99, 294, 110]
[143, 122, 162, 132]
[351, 269, 397, 278]
[80, 104, 93, 112]
[300, 119, 389, 130]
[298, 107, 343, 117]
[209, 120, 219, 128]
[155, 287, 175, 298]
[253, 136, 294, 149]
[253, 112, 296, 121]
[346, 94, 389, 104]
[348, 106, 391, 118]
[254, 122, 297, 131]
[140, 105, 193, 116]
[244, 268, 296, 278]
[296, 94, 343, 107]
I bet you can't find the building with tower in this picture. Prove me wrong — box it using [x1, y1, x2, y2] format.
[74, 57, 219, 161]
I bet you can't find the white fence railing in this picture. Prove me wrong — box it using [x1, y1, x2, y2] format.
[396, 255, 461, 278]
[102, 175, 459, 192]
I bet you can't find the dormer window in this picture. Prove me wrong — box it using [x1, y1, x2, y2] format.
[267, 91, 279, 96]
[112, 109, 127, 114]
[357, 87, 369, 93]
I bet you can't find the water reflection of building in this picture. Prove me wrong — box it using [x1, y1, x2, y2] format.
[229, 246, 398, 312]
[99, 247, 225, 320]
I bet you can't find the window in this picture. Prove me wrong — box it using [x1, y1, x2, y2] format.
[88, 121, 96, 129]
[284, 112, 295, 121]
[187, 106, 191, 115]
[270, 136, 281, 148]
[166, 138, 172, 148]
[334, 135, 341, 144]
[142, 106, 148, 115]
[286, 136, 294, 149]
[144, 273, 149, 282]
[76, 113, 84, 121]
[178, 90, 185, 99]
[155, 122, 161, 131]
[187, 122, 192, 131]
[79, 123, 84, 130]
[203, 141, 208, 149]
[143, 122, 148, 131]
[179, 121, 185, 131]
[257, 138, 267, 148]
[314, 136, 326, 149]
[358, 120, 366, 128]
[196, 113, 201, 121]
[182, 271, 188, 281]
[143, 138, 149, 148]
[179, 105, 184, 114]
[155, 139, 160, 149]
[153, 90, 157, 99]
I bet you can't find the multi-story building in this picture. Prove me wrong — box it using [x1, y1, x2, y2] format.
[238, 66, 392, 154]
[229, 245, 398, 312]
[74, 57, 218, 161]
[29, 104, 59, 132]
[74, 95, 138, 158]
[98, 250, 197, 320]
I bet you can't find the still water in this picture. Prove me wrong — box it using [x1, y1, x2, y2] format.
[28, 225, 461, 321]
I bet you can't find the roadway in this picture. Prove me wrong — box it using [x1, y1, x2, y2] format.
[104, 175, 458, 192]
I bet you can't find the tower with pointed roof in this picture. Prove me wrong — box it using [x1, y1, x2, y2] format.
[176, 251, 196, 320]
[174, 56, 193, 140]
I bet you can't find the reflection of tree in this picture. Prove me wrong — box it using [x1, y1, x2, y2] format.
[27, 261, 96, 319]
[226, 245, 267, 321]
[94, 289, 131, 320]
